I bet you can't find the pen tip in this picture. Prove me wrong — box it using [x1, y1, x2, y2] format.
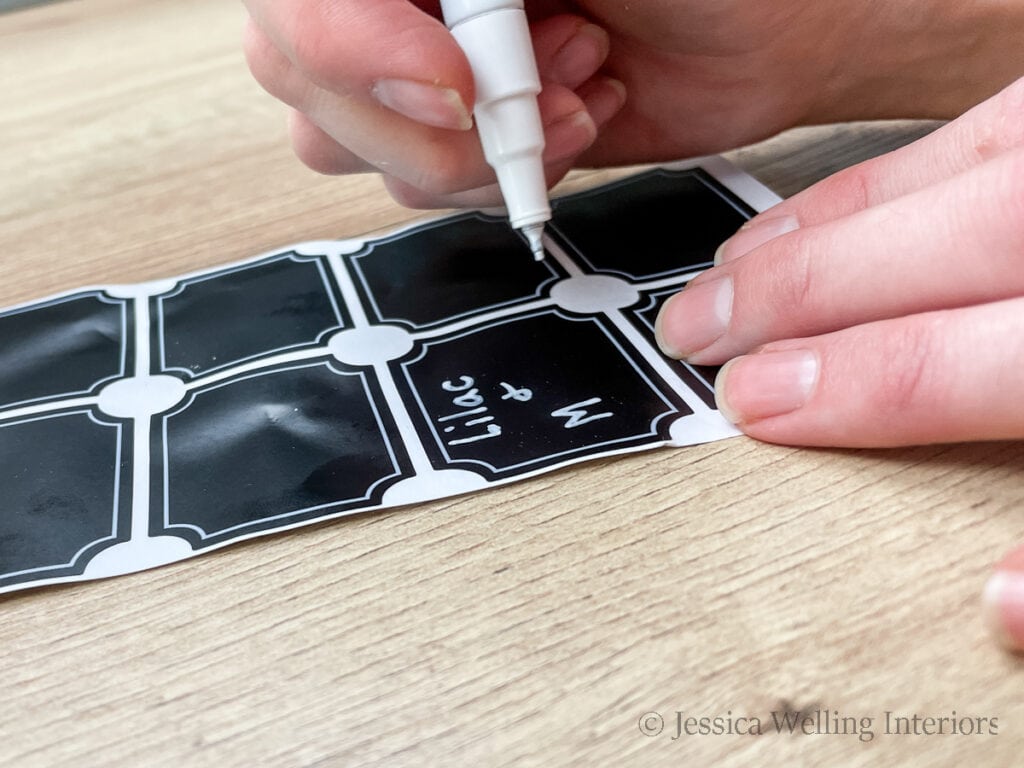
[522, 224, 545, 261]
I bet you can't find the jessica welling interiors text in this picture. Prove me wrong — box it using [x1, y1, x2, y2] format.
[637, 709, 1000, 742]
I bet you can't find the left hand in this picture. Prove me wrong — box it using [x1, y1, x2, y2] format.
[655, 76, 1024, 447]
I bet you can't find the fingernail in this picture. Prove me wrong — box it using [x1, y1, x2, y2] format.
[715, 349, 818, 424]
[983, 553, 1024, 652]
[549, 24, 611, 88]
[655, 277, 733, 359]
[583, 78, 627, 128]
[716, 214, 800, 265]
[543, 110, 597, 163]
[372, 79, 473, 131]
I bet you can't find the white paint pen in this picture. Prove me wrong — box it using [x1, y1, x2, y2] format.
[440, 0, 551, 260]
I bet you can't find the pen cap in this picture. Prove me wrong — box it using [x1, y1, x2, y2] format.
[440, 0, 525, 28]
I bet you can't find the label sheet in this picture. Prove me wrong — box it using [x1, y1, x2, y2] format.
[0, 158, 781, 593]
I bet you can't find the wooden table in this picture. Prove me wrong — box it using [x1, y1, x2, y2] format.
[2, 1, 1022, 765]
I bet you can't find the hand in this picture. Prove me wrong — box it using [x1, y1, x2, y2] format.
[655, 77, 1024, 447]
[241, 0, 1023, 209]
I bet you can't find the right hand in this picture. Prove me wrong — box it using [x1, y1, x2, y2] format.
[242, 0, 1024, 209]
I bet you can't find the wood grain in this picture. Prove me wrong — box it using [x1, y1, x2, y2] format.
[1, 1, 1022, 766]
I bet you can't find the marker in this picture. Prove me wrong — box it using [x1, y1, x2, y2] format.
[440, 0, 551, 260]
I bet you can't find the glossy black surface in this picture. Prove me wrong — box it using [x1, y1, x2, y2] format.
[156, 254, 345, 376]
[399, 310, 687, 478]
[347, 213, 562, 329]
[158, 361, 409, 547]
[550, 169, 754, 279]
[0, 292, 128, 409]
[0, 410, 130, 586]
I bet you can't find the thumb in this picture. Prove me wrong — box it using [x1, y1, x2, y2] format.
[983, 544, 1024, 652]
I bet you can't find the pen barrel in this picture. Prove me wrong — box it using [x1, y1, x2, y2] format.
[444, 3, 550, 230]
[447, 7, 540, 106]
[441, 0, 525, 27]
[475, 101, 549, 229]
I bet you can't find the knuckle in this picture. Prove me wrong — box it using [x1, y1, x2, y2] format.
[406, 144, 478, 196]
[970, 147, 1024, 270]
[242, 22, 279, 87]
[826, 164, 874, 214]
[764, 241, 819, 323]
[243, 24, 308, 107]
[290, 118, 341, 175]
[292, 140, 327, 174]
[870, 317, 942, 415]
[975, 76, 1024, 157]
[997, 148, 1024, 227]
[289, 25, 348, 94]
[791, 246, 817, 312]
[382, 176, 436, 209]
[241, 19, 262, 64]
[296, 149, 345, 176]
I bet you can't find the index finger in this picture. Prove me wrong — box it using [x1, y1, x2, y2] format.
[718, 77, 1024, 262]
[242, 0, 475, 103]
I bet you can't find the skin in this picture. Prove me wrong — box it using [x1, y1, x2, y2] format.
[659, 78, 1024, 446]
[241, 0, 1024, 447]
[242, 0, 1023, 204]
[243, 0, 1024, 650]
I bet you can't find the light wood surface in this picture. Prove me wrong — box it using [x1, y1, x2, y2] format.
[2, 1, 1022, 766]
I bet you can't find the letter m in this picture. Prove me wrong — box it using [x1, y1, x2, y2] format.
[551, 398, 613, 429]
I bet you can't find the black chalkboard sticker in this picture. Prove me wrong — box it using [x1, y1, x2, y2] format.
[0, 409, 131, 587]
[550, 169, 755, 280]
[346, 213, 563, 329]
[398, 309, 689, 478]
[0, 159, 779, 593]
[155, 254, 346, 377]
[0, 292, 129, 409]
[156, 360, 410, 548]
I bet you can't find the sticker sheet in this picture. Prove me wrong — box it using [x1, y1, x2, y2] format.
[0, 158, 780, 593]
